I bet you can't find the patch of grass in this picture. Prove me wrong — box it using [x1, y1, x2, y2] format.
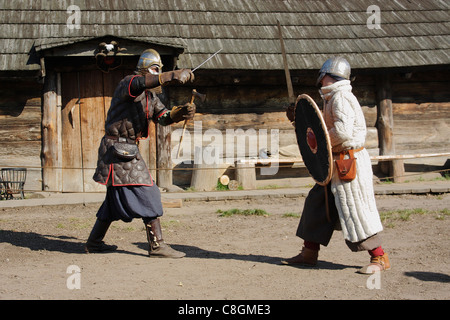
[282, 212, 301, 218]
[379, 207, 449, 227]
[380, 208, 424, 223]
[436, 208, 450, 220]
[68, 218, 91, 229]
[434, 173, 450, 181]
[161, 219, 182, 228]
[257, 184, 282, 190]
[55, 218, 91, 230]
[111, 224, 136, 232]
[216, 208, 269, 217]
[216, 180, 229, 191]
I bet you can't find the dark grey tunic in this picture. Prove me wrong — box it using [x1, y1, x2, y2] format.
[93, 74, 171, 223]
[93, 74, 170, 186]
[96, 185, 163, 223]
[296, 183, 339, 246]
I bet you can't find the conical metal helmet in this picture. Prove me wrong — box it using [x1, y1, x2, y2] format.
[316, 56, 351, 87]
[136, 49, 163, 72]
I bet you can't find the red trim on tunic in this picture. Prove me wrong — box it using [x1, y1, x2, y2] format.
[95, 163, 113, 186]
[157, 109, 168, 119]
[128, 75, 141, 98]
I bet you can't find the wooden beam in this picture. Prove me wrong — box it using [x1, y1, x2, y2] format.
[236, 160, 256, 190]
[157, 123, 172, 188]
[162, 199, 182, 208]
[156, 88, 173, 188]
[372, 152, 450, 161]
[190, 146, 219, 191]
[237, 152, 450, 165]
[148, 121, 157, 180]
[41, 70, 62, 191]
[376, 74, 405, 182]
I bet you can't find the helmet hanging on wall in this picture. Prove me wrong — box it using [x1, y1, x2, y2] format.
[94, 41, 126, 73]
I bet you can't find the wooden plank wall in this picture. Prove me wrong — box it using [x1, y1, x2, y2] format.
[170, 69, 449, 154]
[169, 68, 449, 185]
[0, 67, 448, 191]
[78, 70, 106, 192]
[0, 76, 42, 192]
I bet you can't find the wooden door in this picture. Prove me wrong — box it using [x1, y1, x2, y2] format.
[61, 70, 104, 192]
[61, 71, 83, 192]
[60, 69, 118, 192]
[60, 68, 154, 192]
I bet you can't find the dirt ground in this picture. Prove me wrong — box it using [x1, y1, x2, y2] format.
[0, 192, 449, 301]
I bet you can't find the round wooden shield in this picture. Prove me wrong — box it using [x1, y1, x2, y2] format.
[294, 94, 333, 186]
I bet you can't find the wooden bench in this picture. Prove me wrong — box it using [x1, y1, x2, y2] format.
[235, 152, 450, 189]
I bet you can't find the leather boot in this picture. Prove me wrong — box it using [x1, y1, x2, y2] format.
[85, 219, 118, 253]
[281, 247, 319, 266]
[358, 253, 390, 274]
[145, 218, 185, 258]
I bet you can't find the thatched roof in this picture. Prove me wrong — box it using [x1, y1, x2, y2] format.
[1, 0, 449, 71]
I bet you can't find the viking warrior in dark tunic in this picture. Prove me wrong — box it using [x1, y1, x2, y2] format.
[85, 49, 195, 258]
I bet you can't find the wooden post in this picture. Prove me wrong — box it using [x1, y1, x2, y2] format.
[41, 70, 62, 192]
[376, 74, 405, 182]
[157, 123, 172, 188]
[236, 160, 256, 190]
[190, 146, 218, 191]
[156, 89, 172, 188]
[147, 120, 157, 181]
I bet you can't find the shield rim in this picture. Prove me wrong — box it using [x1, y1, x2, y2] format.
[295, 94, 333, 186]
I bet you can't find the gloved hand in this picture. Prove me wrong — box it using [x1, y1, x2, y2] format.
[159, 69, 195, 85]
[169, 103, 196, 123]
[286, 102, 296, 124]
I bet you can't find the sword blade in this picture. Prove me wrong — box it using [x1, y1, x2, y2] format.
[192, 48, 222, 72]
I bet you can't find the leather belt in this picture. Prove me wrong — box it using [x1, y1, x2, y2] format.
[105, 135, 136, 144]
[333, 147, 364, 155]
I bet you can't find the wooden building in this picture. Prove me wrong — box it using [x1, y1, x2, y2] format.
[0, 0, 449, 192]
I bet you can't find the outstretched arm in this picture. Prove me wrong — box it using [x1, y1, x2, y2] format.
[129, 69, 194, 97]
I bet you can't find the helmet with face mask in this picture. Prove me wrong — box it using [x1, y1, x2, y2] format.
[136, 49, 163, 75]
[316, 56, 351, 87]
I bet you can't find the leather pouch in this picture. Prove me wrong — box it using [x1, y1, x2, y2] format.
[335, 149, 357, 181]
[112, 140, 139, 160]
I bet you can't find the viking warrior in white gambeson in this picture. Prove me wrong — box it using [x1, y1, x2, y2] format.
[283, 57, 390, 274]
